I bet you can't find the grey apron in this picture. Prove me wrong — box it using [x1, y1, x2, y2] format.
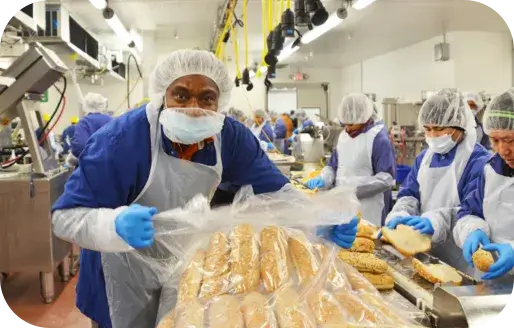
[101, 104, 222, 328]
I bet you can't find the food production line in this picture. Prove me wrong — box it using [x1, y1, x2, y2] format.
[0, 42, 72, 303]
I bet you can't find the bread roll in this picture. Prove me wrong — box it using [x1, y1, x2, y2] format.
[342, 262, 379, 294]
[230, 224, 260, 294]
[349, 237, 375, 253]
[260, 226, 292, 292]
[412, 258, 462, 285]
[174, 300, 204, 328]
[356, 221, 378, 239]
[333, 290, 378, 324]
[472, 248, 495, 272]
[289, 231, 319, 286]
[360, 273, 394, 291]
[358, 292, 409, 325]
[381, 225, 431, 257]
[157, 310, 175, 328]
[178, 250, 205, 302]
[315, 244, 351, 291]
[208, 295, 244, 328]
[275, 287, 317, 328]
[241, 292, 277, 328]
[307, 289, 347, 325]
[338, 250, 388, 274]
[199, 232, 230, 298]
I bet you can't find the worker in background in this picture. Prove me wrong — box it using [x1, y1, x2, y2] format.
[250, 109, 275, 151]
[455, 88, 514, 280]
[36, 113, 64, 159]
[51, 49, 358, 328]
[305, 93, 396, 227]
[274, 112, 294, 154]
[269, 110, 278, 126]
[383, 89, 490, 275]
[463, 92, 491, 150]
[61, 116, 78, 154]
[292, 108, 314, 134]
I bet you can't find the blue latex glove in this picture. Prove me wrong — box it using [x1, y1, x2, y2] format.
[463, 230, 491, 267]
[318, 217, 359, 249]
[379, 216, 434, 238]
[481, 243, 514, 280]
[115, 204, 157, 248]
[288, 136, 295, 143]
[267, 142, 275, 151]
[293, 128, 299, 135]
[306, 177, 325, 190]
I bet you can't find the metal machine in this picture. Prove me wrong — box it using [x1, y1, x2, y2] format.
[0, 42, 72, 303]
[293, 125, 325, 164]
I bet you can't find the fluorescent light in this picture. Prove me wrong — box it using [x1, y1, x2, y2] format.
[353, 0, 377, 10]
[259, 66, 268, 73]
[105, 14, 132, 45]
[301, 13, 343, 44]
[88, 0, 107, 10]
[249, 70, 256, 78]
[278, 44, 300, 62]
[130, 29, 143, 52]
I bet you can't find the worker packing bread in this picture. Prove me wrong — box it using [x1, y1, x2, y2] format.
[384, 89, 490, 275]
[455, 88, 514, 280]
[305, 93, 396, 227]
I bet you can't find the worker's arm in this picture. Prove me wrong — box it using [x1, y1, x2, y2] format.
[71, 119, 91, 158]
[319, 150, 337, 188]
[260, 123, 274, 142]
[274, 119, 286, 139]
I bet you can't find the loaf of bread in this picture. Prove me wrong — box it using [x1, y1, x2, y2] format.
[289, 231, 320, 286]
[360, 272, 394, 291]
[157, 309, 175, 328]
[358, 292, 409, 325]
[338, 250, 388, 274]
[381, 225, 431, 257]
[198, 232, 231, 298]
[208, 295, 244, 328]
[260, 226, 292, 293]
[472, 248, 495, 272]
[412, 258, 462, 285]
[178, 250, 205, 302]
[342, 263, 379, 294]
[241, 292, 277, 328]
[333, 290, 378, 324]
[229, 224, 260, 294]
[315, 244, 351, 291]
[275, 287, 317, 328]
[307, 289, 347, 325]
[349, 237, 375, 253]
[174, 300, 204, 328]
[356, 221, 378, 239]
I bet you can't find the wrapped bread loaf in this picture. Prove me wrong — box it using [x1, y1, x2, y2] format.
[260, 226, 292, 293]
[412, 258, 462, 285]
[360, 272, 394, 291]
[349, 237, 375, 253]
[177, 250, 205, 302]
[157, 310, 175, 328]
[198, 232, 230, 298]
[241, 292, 277, 328]
[289, 231, 320, 286]
[315, 244, 351, 291]
[307, 289, 348, 325]
[338, 250, 388, 274]
[381, 225, 431, 257]
[358, 292, 410, 325]
[208, 295, 244, 328]
[230, 224, 260, 293]
[472, 248, 495, 272]
[275, 287, 317, 328]
[333, 290, 378, 324]
[342, 262, 380, 294]
[174, 300, 204, 328]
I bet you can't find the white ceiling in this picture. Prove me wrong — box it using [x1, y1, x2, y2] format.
[57, 0, 510, 68]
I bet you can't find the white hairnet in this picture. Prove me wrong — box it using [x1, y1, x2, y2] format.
[83, 92, 108, 113]
[269, 110, 278, 118]
[296, 108, 307, 120]
[338, 93, 373, 124]
[232, 109, 246, 121]
[149, 49, 232, 110]
[254, 109, 266, 118]
[463, 92, 485, 112]
[419, 89, 470, 130]
[483, 88, 514, 134]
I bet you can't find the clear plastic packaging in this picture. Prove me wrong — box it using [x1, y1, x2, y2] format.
[114, 185, 421, 328]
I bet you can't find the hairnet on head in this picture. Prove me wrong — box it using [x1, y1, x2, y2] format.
[149, 49, 232, 110]
[83, 92, 108, 113]
[419, 89, 470, 130]
[338, 93, 373, 124]
[296, 108, 307, 120]
[483, 88, 514, 134]
[233, 109, 246, 121]
[463, 92, 485, 111]
[254, 109, 266, 118]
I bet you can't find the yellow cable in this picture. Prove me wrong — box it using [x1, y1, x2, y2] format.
[232, 25, 242, 79]
[280, 0, 284, 15]
[243, 0, 249, 68]
[287, 0, 291, 8]
[268, 0, 273, 31]
[275, 0, 280, 25]
[215, 0, 236, 58]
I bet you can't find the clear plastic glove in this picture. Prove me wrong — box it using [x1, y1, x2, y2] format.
[318, 217, 359, 249]
[267, 142, 275, 151]
[115, 204, 157, 249]
[463, 230, 491, 267]
[481, 243, 514, 280]
[306, 176, 325, 190]
[293, 128, 299, 135]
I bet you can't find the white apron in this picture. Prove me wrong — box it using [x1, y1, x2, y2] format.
[101, 105, 222, 328]
[335, 124, 384, 226]
[418, 138, 473, 274]
[250, 122, 265, 139]
[483, 164, 514, 245]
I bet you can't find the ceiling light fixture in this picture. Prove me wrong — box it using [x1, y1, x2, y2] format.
[301, 12, 343, 44]
[353, 0, 378, 10]
[103, 7, 133, 46]
[277, 42, 300, 62]
[88, 0, 107, 10]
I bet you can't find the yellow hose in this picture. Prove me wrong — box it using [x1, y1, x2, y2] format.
[215, 0, 237, 58]
[232, 25, 242, 79]
[287, 0, 291, 8]
[243, 0, 249, 68]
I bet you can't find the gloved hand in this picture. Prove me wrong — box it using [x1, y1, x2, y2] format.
[463, 230, 491, 267]
[383, 216, 434, 234]
[115, 204, 157, 248]
[481, 243, 514, 280]
[288, 136, 295, 143]
[306, 176, 325, 190]
[293, 128, 299, 135]
[318, 217, 359, 249]
[267, 142, 275, 151]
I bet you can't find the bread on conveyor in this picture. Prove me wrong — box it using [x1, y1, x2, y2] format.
[177, 250, 205, 302]
[472, 248, 495, 272]
[348, 237, 375, 253]
[381, 225, 431, 257]
[260, 226, 292, 293]
[412, 258, 462, 285]
[360, 272, 395, 291]
[342, 263, 379, 294]
[174, 300, 204, 328]
[198, 232, 231, 298]
[275, 287, 317, 328]
[208, 295, 244, 328]
[241, 292, 277, 328]
[356, 221, 378, 239]
[229, 224, 260, 294]
[338, 250, 388, 274]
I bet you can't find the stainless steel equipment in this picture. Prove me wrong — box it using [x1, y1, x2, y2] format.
[293, 125, 325, 164]
[0, 43, 71, 303]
